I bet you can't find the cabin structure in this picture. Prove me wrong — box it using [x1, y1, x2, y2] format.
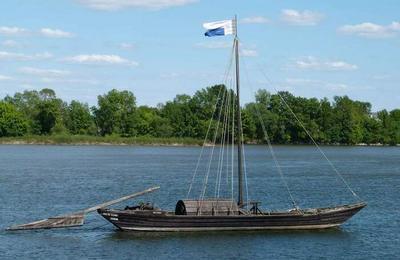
[175, 199, 239, 216]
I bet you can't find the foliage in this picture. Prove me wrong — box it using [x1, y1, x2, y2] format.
[0, 101, 28, 137]
[66, 101, 94, 135]
[1, 86, 399, 145]
[92, 89, 137, 136]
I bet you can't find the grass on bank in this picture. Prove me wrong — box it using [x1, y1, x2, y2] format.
[0, 134, 204, 146]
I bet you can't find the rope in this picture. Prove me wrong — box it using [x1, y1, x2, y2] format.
[186, 43, 235, 199]
[186, 84, 224, 198]
[241, 53, 299, 209]
[241, 131, 250, 209]
[231, 81, 235, 203]
[256, 63, 362, 202]
[215, 86, 231, 197]
[199, 87, 227, 202]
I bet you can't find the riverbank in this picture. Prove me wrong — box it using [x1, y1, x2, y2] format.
[0, 135, 204, 146]
[0, 135, 398, 146]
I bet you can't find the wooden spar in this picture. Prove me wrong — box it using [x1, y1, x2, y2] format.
[234, 15, 244, 207]
[6, 186, 160, 231]
[77, 186, 160, 214]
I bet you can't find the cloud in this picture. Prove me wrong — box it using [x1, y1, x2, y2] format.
[293, 56, 358, 71]
[160, 72, 180, 79]
[120, 42, 135, 50]
[338, 22, 400, 38]
[241, 49, 258, 57]
[39, 77, 99, 85]
[285, 78, 348, 91]
[77, 0, 197, 10]
[0, 26, 27, 36]
[40, 28, 74, 38]
[241, 16, 270, 24]
[0, 75, 12, 81]
[195, 41, 232, 49]
[64, 54, 138, 66]
[1, 40, 20, 47]
[0, 51, 52, 61]
[19, 67, 71, 77]
[281, 9, 324, 26]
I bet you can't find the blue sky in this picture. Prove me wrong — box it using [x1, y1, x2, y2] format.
[0, 0, 399, 111]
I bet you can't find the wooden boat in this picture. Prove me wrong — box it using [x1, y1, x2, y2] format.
[98, 16, 366, 232]
[98, 200, 365, 232]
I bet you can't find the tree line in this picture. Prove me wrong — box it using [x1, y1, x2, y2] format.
[0, 85, 398, 145]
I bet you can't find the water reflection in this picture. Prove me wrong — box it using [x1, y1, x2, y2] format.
[105, 227, 350, 242]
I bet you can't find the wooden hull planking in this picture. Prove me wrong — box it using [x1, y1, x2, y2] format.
[97, 202, 366, 232]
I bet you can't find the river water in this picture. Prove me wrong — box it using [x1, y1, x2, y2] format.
[0, 145, 399, 259]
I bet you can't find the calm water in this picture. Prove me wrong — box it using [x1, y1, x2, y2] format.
[0, 145, 399, 259]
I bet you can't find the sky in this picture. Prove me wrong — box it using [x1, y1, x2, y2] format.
[0, 0, 399, 111]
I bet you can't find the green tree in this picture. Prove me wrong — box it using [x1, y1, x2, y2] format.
[5, 88, 64, 135]
[0, 101, 28, 137]
[35, 89, 64, 135]
[388, 109, 400, 144]
[4, 90, 41, 133]
[161, 94, 199, 137]
[93, 89, 137, 136]
[66, 100, 94, 135]
[332, 96, 369, 144]
[135, 106, 173, 137]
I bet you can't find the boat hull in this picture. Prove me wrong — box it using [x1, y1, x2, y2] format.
[97, 202, 366, 232]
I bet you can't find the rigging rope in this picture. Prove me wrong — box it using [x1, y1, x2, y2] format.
[186, 42, 235, 199]
[231, 79, 235, 204]
[241, 131, 250, 209]
[255, 63, 362, 202]
[199, 87, 227, 202]
[241, 52, 299, 209]
[215, 86, 231, 197]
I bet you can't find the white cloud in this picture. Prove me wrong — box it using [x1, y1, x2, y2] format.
[39, 77, 99, 85]
[1, 40, 20, 47]
[120, 42, 135, 50]
[64, 54, 138, 66]
[0, 26, 27, 35]
[285, 78, 348, 91]
[0, 75, 12, 81]
[0, 51, 53, 61]
[285, 78, 319, 85]
[19, 67, 71, 77]
[241, 16, 270, 24]
[195, 41, 232, 49]
[241, 49, 258, 57]
[40, 28, 74, 38]
[325, 83, 348, 90]
[293, 56, 358, 71]
[281, 9, 324, 26]
[338, 22, 400, 38]
[77, 0, 197, 10]
[160, 72, 180, 79]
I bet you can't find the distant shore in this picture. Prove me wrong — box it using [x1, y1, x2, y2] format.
[0, 135, 203, 146]
[0, 135, 398, 147]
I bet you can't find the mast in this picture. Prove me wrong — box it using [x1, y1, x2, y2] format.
[234, 15, 244, 206]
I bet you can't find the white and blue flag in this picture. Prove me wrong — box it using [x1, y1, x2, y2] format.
[203, 20, 235, 37]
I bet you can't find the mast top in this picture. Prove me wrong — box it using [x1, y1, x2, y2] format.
[234, 15, 238, 37]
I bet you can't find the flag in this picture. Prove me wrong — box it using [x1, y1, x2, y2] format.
[203, 20, 235, 37]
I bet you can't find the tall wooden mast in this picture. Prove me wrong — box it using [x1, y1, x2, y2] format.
[234, 15, 244, 206]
